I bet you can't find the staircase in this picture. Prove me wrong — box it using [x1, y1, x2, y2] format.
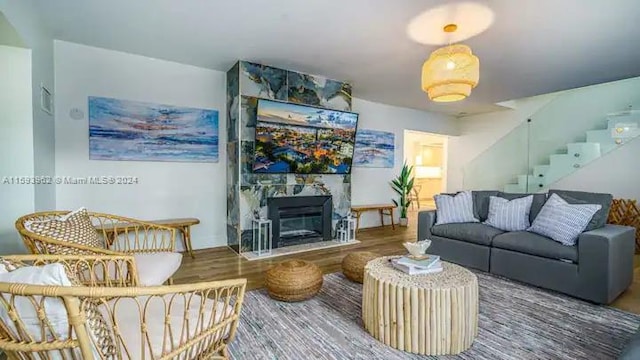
[503, 110, 640, 193]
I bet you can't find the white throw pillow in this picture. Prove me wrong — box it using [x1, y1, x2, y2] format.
[434, 191, 479, 225]
[0, 263, 102, 359]
[0, 264, 73, 342]
[527, 193, 602, 246]
[484, 195, 533, 231]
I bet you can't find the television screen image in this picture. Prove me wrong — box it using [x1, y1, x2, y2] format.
[253, 99, 359, 174]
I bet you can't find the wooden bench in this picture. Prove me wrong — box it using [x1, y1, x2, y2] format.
[99, 218, 200, 259]
[351, 204, 395, 233]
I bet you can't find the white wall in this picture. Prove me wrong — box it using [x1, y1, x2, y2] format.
[52, 40, 460, 242]
[0, 45, 33, 253]
[54, 41, 227, 250]
[351, 99, 457, 228]
[552, 139, 640, 200]
[0, 0, 56, 210]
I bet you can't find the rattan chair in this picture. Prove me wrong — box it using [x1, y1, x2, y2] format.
[0, 254, 246, 359]
[15, 211, 182, 285]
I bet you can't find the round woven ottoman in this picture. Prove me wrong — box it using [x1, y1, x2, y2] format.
[342, 251, 379, 283]
[265, 259, 323, 302]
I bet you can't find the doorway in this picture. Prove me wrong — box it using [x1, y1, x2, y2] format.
[403, 130, 448, 210]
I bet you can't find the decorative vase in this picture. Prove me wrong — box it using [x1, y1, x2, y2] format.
[403, 240, 431, 259]
[399, 217, 409, 227]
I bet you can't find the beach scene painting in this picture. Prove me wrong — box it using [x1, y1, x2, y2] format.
[89, 97, 219, 162]
[353, 129, 395, 168]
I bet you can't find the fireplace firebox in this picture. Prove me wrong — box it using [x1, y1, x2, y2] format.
[267, 196, 332, 248]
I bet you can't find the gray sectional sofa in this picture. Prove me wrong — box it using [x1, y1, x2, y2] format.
[418, 189, 635, 305]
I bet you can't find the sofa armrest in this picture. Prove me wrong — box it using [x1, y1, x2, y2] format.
[578, 224, 635, 303]
[418, 210, 437, 241]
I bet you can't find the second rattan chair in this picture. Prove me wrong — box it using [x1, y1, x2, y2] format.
[16, 210, 183, 285]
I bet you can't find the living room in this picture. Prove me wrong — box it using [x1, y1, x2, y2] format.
[1, 1, 640, 359]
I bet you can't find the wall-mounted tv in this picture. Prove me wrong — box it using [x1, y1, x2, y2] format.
[253, 99, 359, 174]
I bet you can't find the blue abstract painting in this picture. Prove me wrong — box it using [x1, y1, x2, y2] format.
[353, 129, 395, 168]
[89, 97, 218, 162]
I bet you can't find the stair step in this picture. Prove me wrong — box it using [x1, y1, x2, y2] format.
[533, 165, 550, 178]
[586, 130, 619, 155]
[566, 142, 601, 163]
[516, 175, 529, 186]
[531, 165, 550, 190]
[548, 154, 577, 183]
[504, 183, 527, 194]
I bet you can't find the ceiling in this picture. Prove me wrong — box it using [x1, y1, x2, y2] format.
[33, 0, 640, 116]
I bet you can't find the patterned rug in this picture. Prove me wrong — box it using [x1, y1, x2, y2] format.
[229, 272, 639, 359]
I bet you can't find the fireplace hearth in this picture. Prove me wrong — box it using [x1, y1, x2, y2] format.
[267, 196, 332, 248]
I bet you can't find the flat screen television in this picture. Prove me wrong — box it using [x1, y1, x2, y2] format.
[253, 99, 359, 174]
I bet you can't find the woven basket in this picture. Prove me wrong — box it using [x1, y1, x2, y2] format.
[265, 259, 323, 302]
[342, 251, 379, 283]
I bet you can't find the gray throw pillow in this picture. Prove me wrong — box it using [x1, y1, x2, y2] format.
[498, 192, 547, 224]
[527, 193, 602, 246]
[484, 195, 533, 231]
[434, 191, 479, 225]
[548, 190, 612, 231]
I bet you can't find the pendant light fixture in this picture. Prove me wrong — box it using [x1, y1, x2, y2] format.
[421, 24, 480, 102]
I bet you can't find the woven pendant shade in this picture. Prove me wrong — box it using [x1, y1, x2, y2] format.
[421, 44, 479, 102]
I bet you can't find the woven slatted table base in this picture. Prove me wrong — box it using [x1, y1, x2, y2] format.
[362, 257, 478, 355]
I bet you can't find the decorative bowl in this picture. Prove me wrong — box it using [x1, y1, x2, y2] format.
[403, 240, 432, 259]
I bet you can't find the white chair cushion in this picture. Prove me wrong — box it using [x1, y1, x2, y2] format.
[100, 294, 232, 358]
[134, 252, 182, 286]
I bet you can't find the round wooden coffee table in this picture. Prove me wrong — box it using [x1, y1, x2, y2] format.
[362, 256, 478, 355]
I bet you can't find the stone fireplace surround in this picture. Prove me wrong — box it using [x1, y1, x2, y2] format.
[226, 61, 353, 254]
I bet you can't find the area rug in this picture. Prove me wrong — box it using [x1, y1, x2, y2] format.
[228, 272, 639, 359]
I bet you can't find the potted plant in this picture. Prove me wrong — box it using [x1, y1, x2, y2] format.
[391, 162, 415, 227]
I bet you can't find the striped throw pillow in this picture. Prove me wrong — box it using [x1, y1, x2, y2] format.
[434, 191, 479, 225]
[484, 195, 533, 231]
[527, 193, 601, 246]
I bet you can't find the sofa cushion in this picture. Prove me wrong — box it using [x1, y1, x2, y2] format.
[431, 223, 504, 246]
[498, 192, 547, 223]
[492, 231, 578, 262]
[484, 195, 533, 231]
[548, 189, 612, 231]
[434, 191, 479, 225]
[471, 191, 499, 221]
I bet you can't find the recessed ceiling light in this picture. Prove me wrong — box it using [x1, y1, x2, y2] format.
[406, 2, 495, 45]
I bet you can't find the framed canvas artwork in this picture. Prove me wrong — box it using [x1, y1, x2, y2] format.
[353, 129, 395, 168]
[89, 96, 219, 162]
